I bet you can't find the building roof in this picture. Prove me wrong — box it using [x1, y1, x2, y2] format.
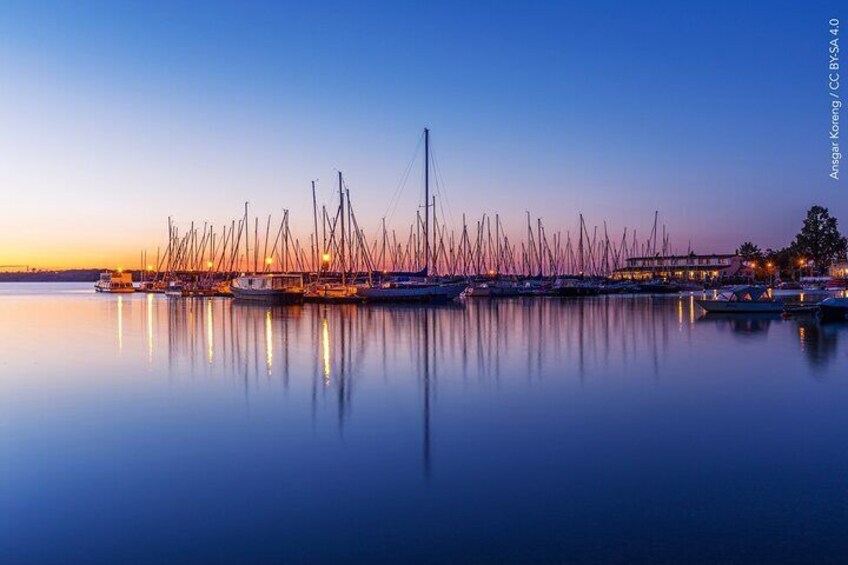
[626, 253, 737, 261]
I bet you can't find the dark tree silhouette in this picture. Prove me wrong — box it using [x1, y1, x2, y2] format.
[736, 241, 763, 262]
[791, 206, 847, 274]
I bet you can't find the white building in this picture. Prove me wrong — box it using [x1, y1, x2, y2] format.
[613, 254, 746, 281]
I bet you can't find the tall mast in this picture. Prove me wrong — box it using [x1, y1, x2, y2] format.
[338, 171, 346, 284]
[243, 202, 249, 273]
[311, 180, 319, 272]
[424, 127, 430, 276]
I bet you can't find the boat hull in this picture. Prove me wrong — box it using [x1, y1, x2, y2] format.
[696, 299, 783, 313]
[94, 285, 135, 294]
[357, 282, 466, 303]
[637, 283, 682, 294]
[554, 286, 600, 297]
[820, 298, 848, 322]
[231, 286, 305, 304]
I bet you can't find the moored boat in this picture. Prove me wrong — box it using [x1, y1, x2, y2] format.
[464, 280, 523, 298]
[636, 280, 682, 294]
[553, 278, 601, 297]
[94, 271, 135, 293]
[356, 280, 466, 303]
[231, 274, 306, 304]
[819, 297, 848, 322]
[305, 282, 362, 303]
[696, 286, 783, 313]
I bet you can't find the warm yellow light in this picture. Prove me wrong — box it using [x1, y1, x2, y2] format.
[146, 265, 154, 271]
[766, 262, 773, 268]
[798, 259, 805, 267]
[322, 253, 331, 262]
[117, 267, 123, 273]
[265, 257, 273, 265]
[206, 260, 213, 268]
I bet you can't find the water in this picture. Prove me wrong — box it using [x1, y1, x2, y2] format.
[1, 283, 847, 563]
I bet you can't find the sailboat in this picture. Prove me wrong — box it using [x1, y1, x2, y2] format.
[356, 129, 467, 303]
[305, 172, 365, 303]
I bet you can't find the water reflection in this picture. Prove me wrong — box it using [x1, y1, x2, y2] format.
[131, 295, 848, 386]
[696, 313, 778, 337]
[4, 286, 848, 563]
[796, 320, 842, 371]
[94, 295, 848, 472]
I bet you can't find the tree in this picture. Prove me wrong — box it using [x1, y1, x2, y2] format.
[736, 241, 763, 262]
[765, 247, 800, 280]
[791, 206, 847, 274]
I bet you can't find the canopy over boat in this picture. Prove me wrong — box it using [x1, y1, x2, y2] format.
[715, 285, 771, 302]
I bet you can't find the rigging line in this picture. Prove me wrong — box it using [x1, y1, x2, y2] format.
[429, 143, 457, 234]
[381, 132, 424, 231]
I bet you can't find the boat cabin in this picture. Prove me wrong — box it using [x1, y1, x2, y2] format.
[237, 274, 305, 290]
[715, 286, 771, 302]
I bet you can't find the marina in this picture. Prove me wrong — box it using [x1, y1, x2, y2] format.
[107, 129, 847, 320]
[3, 3, 847, 562]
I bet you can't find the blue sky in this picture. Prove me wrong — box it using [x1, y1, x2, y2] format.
[0, 1, 845, 267]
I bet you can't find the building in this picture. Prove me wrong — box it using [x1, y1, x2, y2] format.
[830, 262, 848, 279]
[613, 253, 746, 281]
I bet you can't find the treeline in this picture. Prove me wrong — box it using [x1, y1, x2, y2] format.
[737, 205, 848, 279]
[0, 269, 114, 282]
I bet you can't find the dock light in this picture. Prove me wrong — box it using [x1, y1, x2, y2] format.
[265, 257, 273, 266]
[767, 262, 773, 268]
[798, 259, 806, 267]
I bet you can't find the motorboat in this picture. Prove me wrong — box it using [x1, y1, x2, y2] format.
[231, 274, 306, 304]
[94, 271, 135, 293]
[695, 285, 783, 313]
[819, 297, 848, 322]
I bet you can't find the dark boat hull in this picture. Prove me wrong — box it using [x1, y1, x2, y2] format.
[820, 304, 848, 322]
[231, 287, 304, 304]
[554, 287, 601, 297]
[637, 284, 681, 294]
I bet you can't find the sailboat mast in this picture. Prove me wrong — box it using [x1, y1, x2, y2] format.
[311, 180, 319, 272]
[338, 171, 346, 284]
[424, 127, 430, 276]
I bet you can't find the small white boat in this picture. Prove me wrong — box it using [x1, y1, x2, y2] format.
[305, 282, 362, 303]
[819, 297, 848, 322]
[696, 286, 783, 313]
[94, 271, 135, 293]
[231, 274, 305, 304]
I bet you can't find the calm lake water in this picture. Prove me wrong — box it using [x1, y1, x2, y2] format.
[2, 283, 848, 564]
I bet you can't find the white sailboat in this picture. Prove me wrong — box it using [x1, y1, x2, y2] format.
[355, 129, 467, 303]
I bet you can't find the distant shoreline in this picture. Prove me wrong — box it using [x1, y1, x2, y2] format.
[0, 270, 140, 283]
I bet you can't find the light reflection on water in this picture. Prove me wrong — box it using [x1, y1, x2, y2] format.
[1, 283, 848, 563]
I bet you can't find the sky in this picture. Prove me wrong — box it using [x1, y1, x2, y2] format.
[0, 0, 846, 269]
